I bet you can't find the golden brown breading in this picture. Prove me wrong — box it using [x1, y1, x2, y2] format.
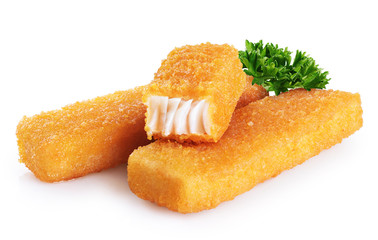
[16, 79, 266, 183]
[236, 76, 268, 109]
[128, 89, 363, 213]
[17, 86, 150, 182]
[143, 43, 246, 143]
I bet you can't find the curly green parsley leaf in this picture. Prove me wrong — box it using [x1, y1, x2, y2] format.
[239, 40, 330, 95]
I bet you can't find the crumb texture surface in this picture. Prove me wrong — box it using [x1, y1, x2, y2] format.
[16, 81, 265, 182]
[128, 89, 363, 213]
[236, 76, 268, 109]
[144, 43, 247, 142]
[17, 86, 150, 182]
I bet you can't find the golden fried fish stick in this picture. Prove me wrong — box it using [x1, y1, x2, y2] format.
[128, 89, 363, 213]
[236, 76, 268, 109]
[17, 80, 267, 183]
[143, 43, 246, 143]
[17, 86, 150, 182]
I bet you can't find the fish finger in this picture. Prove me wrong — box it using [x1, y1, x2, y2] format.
[128, 89, 363, 213]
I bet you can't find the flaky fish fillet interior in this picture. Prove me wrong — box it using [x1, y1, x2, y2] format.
[16, 79, 266, 183]
[143, 43, 247, 143]
[128, 89, 363, 213]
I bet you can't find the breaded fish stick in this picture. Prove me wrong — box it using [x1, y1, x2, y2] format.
[143, 43, 246, 143]
[17, 81, 267, 182]
[17, 86, 150, 182]
[236, 76, 267, 109]
[128, 89, 363, 213]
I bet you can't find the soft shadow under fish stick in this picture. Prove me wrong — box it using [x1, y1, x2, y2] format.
[128, 89, 363, 213]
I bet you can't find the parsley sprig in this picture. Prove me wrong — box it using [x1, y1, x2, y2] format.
[239, 40, 330, 95]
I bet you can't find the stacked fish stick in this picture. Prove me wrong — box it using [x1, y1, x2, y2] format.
[16, 43, 266, 182]
[17, 41, 362, 213]
[143, 43, 247, 143]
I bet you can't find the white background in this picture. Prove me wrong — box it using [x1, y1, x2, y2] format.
[1, 0, 377, 239]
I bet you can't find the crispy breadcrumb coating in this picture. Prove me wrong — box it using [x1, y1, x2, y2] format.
[16, 79, 266, 183]
[143, 43, 246, 143]
[128, 89, 363, 213]
[17, 86, 150, 182]
[236, 76, 268, 108]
